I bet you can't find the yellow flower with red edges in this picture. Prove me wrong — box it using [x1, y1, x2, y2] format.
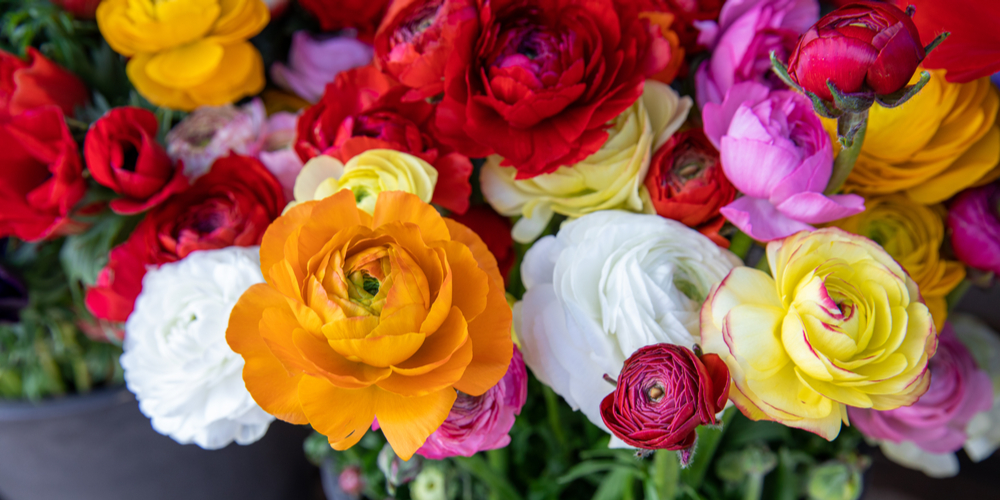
[226, 190, 513, 460]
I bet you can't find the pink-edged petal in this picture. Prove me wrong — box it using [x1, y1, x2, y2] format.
[774, 192, 865, 225]
[720, 196, 815, 242]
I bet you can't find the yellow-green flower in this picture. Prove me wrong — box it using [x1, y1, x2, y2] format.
[97, 0, 269, 110]
[833, 195, 965, 332]
[290, 150, 437, 214]
[701, 228, 936, 440]
[480, 80, 692, 243]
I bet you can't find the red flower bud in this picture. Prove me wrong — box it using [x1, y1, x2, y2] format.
[787, 1, 925, 101]
[600, 344, 729, 460]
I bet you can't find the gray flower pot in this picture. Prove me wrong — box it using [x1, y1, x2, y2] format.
[0, 388, 314, 500]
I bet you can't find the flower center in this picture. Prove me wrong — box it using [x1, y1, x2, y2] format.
[646, 383, 665, 402]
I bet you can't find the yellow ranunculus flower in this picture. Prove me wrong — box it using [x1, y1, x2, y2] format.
[833, 195, 965, 332]
[701, 228, 937, 440]
[291, 150, 437, 214]
[97, 0, 269, 111]
[826, 69, 1000, 204]
[480, 81, 692, 243]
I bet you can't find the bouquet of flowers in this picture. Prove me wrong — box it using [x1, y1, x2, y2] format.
[3, 0, 1000, 498]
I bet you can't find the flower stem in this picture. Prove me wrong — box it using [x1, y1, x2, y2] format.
[541, 385, 568, 449]
[744, 473, 764, 500]
[652, 449, 679, 500]
[729, 231, 754, 260]
[825, 111, 869, 196]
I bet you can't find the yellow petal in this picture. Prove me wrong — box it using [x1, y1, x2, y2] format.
[376, 388, 458, 461]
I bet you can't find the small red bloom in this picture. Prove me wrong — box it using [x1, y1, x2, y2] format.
[448, 205, 515, 286]
[298, 0, 391, 42]
[85, 107, 188, 214]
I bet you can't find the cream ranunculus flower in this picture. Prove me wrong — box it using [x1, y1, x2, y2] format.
[121, 246, 274, 449]
[481, 81, 692, 243]
[515, 211, 739, 435]
[701, 228, 937, 440]
[290, 149, 437, 213]
[952, 314, 1000, 464]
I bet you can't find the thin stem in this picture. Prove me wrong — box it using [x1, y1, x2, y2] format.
[825, 112, 869, 195]
[744, 473, 764, 500]
[652, 449, 679, 500]
[542, 386, 568, 449]
[946, 279, 972, 313]
[729, 231, 754, 261]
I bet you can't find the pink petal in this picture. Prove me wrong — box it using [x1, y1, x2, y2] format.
[774, 192, 866, 225]
[720, 196, 815, 241]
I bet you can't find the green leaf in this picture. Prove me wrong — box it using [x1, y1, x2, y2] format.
[452, 455, 523, 500]
[59, 212, 139, 286]
[591, 467, 635, 500]
[558, 460, 644, 485]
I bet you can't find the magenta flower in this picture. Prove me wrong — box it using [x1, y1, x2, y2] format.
[703, 81, 865, 241]
[948, 183, 1000, 274]
[849, 325, 993, 454]
[416, 347, 528, 460]
[695, 0, 819, 106]
[270, 31, 373, 103]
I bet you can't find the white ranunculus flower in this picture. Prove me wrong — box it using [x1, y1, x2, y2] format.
[952, 314, 1000, 463]
[122, 246, 274, 449]
[514, 211, 740, 436]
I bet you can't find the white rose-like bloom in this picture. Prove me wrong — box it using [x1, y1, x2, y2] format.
[514, 211, 740, 436]
[481, 81, 692, 243]
[122, 247, 275, 449]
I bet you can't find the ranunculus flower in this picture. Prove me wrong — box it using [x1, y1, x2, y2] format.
[701, 228, 937, 440]
[703, 82, 864, 241]
[895, 0, 1000, 83]
[0, 106, 87, 242]
[373, 0, 480, 101]
[0, 48, 89, 118]
[833, 194, 965, 331]
[298, 0, 390, 41]
[787, 1, 925, 101]
[952, 314, 1000, 468]
[295, 66, 472, 214]
[51, 0, 101, 19]
[448, 205, 515, 287]
[122, 246, 275, 449]
[644, 128, 737, 247]
[271, 31, 373, 103]
[695, 0, 819, 106]
[85, 155, 285, 323]
[84, 106, 188, 214]
[0, 262, 28, 323]
[256, 111, 303, 201]
[600, 344, 729, 459]
[290, 150, 438, 214]
[435, 0, 670, 177]
[481, 81, 691, 243]
[637, 0, 726, 56]
[166, 99, 276, 179]
[849, 324, 992, 477]
[97, 0, 269, 110]
[226, 190, 513, 460]
[831, 70, 1000, 204]
[417, 346, 528, 459]
[948, 183, 1000, 275]
[516, 211, 739, 438]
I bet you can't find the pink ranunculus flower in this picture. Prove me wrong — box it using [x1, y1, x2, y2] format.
[416, 346, 528, 460]
[695, 0, 819, 107]
[948, 183, 1000, 275]
[703, 81, 865, 241]
[270, 31, 374, 104]
[257, 111, 303, 201]
[849, 325, 994, 456]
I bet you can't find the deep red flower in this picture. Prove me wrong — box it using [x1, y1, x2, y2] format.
[0, 106, 87, 242]
[50, 0, 101, 19]
[298, 0, 391, 42]
[637, 0, 725, 55]
[893, 0, 1000, 83]
[374, 0, 482, 101]
[85, 155, 284, 323]
[644, 128, 736, 248]
[448, 204, 515, 286]
[435, 0, 670, 178]
[600, 344, 729, 460]
[0, 48, 89, 119]
[295, 66, 473, 214]
[787, 1, 925, 101]
[85, 107, 188, 214]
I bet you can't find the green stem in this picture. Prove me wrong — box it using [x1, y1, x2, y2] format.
[622, 473, 636, 500]
[542, 385, 568, 449]
[946, 279, 972, 313]
[487, 449, 508, 500]
[729, 231, 754, 261]
[744, 473, 764, 500]
[652, 449, 679, 500]
[825, 111, 869, 195]
[682, 408, 737, 489]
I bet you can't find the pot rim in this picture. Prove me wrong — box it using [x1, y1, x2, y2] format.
[0, 387, 132, 422]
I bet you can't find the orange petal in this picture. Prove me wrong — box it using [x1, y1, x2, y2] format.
[372, 191, 450, 243]
[298, 377, 378, 451]
[293, 328, 390, 388]
[439, 240, 489, 322]
[327, 332, 427, 368]
[371, 303, 427, 338]
[226, 283, 307, 424]
[304, 275, 346, 324]
[322, 316, 380, 341]
[454, 277, 513, 396]
[261, 201, 314, 286]
[298, 190, 365, 263]
[376, 223, 445, 294]
[445, 218, 503, 287]
[375, 387, 458, 461]
[393, 307, 470, 376]
[382, 244, 432, 320]
[376, 332, 473, 396]
[260, 304, 311, 372]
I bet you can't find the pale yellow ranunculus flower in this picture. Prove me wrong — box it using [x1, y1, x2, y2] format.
[480, 80, 692, 243]
[826, 69, 1000, 204]
[97, 0, 269, 110]
[290, 149, 437, 214]
[701, 228, 936, 440]
[832, 195, 965, 332]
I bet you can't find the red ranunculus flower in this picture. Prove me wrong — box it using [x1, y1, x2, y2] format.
[600, 343, 729, 462]
[788, 1, 924, 101]
[644, 128, 736, 248]
[374, 0, 481, 101]
[295, 66, 473, 214]
[448, 204, 515, 286]
[85, 107, 188, 214]
[893, 0, 1000, 83]
[436, 0, 670, 178]
[637, 0, 725, 55]
[298, 0, 391, 41]
[51, 0, 101, 19]
[0, 48, 89, 119]
[85, 155, 284, 323]
[0, 106, 87, 242]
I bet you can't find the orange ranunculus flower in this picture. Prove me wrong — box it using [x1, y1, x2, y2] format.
[226, 190, 513, 460]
